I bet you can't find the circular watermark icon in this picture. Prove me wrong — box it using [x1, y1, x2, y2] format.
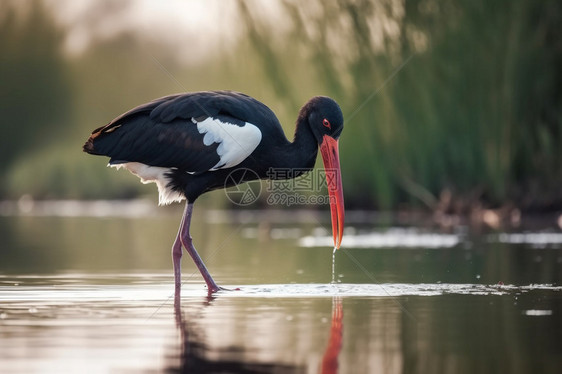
[224, 168, 262, 206]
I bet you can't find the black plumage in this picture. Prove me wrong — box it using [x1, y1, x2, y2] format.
[85, 91, 282, 174]
[84, 91, 333, 201]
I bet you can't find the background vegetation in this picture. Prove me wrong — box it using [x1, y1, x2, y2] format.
[1, 0, 560, 214]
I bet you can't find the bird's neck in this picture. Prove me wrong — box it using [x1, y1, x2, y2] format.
[276, 117, 318, 171]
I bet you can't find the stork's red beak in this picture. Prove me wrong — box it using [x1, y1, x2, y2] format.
[320, 135, 345, 249]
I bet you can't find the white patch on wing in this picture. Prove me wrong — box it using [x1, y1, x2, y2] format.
[193, 117, 262, 170]
[109, 162, 184, 205]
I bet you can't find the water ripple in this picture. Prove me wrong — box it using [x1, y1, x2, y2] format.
[300, 228, 460, 248]
[225, 283, 562, 297]
[1, 277, 560, 308]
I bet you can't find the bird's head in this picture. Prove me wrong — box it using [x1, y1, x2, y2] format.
[305, 96, 344, 143]
[302, 96, 345, 250]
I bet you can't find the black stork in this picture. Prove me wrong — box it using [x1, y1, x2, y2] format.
[83, 91, 344, 294]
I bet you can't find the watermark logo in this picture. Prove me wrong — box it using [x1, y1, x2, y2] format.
[265, 168, 339, 192]
[266, 192, 335, 207]
[225, 167, 340, 207]
[224, 168, 262, 206]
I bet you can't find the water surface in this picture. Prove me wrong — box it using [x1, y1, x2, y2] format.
[1, 208, 561, 373]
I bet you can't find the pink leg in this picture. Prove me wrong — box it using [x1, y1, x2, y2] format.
[172, 215, 184, 294]
[176, 202, 221, 294]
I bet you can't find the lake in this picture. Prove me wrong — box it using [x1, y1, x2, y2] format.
[1, 201, 561, 373]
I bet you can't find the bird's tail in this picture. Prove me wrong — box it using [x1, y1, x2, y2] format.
[82, 124, 108, 155]
[83, 136, 101, 155]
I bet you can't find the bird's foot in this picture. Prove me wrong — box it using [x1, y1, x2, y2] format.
[207, 285, 241, 294]
[220, 286, 241, 291]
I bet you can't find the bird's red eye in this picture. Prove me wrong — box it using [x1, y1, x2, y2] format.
[323, 119, 331, 129]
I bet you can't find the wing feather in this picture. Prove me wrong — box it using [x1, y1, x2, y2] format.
[83, 91, 271, 173]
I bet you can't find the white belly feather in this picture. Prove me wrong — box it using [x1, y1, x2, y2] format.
[110, 162, 184, 205]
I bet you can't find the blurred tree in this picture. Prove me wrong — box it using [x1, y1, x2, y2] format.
[3, 0, 560, 212]
[239, 0, 562, 212]
[0, 0, 72, 194]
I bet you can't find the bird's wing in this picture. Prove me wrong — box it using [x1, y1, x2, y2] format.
[84, 92, 268, 172]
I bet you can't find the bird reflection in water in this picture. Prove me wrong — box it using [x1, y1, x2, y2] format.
[170, 293, 344, 374]
[171, 292, 305, 373]
[321, 297, 344, 374]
